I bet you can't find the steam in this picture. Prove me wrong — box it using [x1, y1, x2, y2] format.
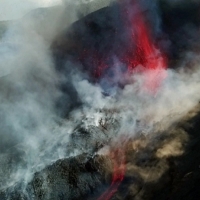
[0, 0, 200, 198]
[0, 2, 77, 190]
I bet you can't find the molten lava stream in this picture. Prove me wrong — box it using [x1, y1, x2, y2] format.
[97, 147, 126, 200]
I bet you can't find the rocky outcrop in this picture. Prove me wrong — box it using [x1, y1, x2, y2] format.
[0, 153, 113, 200]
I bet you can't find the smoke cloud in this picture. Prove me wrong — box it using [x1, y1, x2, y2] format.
[0, 0, 200, 198]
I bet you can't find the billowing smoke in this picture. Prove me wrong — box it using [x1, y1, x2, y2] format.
[0, 0, 200, 199]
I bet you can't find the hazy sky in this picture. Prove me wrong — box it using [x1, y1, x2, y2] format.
[0, 0, 62, 21]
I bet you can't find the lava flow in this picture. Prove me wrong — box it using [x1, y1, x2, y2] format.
[97, 147, 126, 200]
[97, 1, 168, 199]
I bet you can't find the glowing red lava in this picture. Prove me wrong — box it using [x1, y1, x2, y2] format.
[97, 147, 126, 200]
[122, 0, 167, 92]
[87, 0, 167, 92]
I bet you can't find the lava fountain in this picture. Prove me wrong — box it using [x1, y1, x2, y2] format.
[121, 0, 167, 92]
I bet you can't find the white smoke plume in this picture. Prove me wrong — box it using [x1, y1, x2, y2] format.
[0, 1, 77, 190]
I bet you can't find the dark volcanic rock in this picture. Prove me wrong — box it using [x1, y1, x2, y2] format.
[0, 154, 112, 200]
[1, 103, 200, 200]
